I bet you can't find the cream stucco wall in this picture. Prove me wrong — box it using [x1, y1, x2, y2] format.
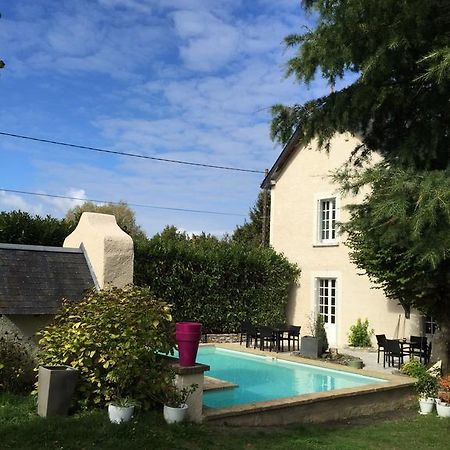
[63, 212, 134, 289]
[270, 133, 423, 348]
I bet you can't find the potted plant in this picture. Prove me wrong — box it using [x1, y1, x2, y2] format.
[436, 375, 450, 418]
[300, 314, 329, 358]
[416, 373, 438, 415]
[401, 359, 438, 415]
[159, 383, 198, 424]
[108, 397, 138, 424]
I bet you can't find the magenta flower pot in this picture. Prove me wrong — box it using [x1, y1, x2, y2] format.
[176, 322, 202, 367]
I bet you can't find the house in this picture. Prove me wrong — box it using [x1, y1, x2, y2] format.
[261, 132, 430, 348]
[0, 212, 133, 343]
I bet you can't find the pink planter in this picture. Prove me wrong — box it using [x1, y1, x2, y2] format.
[176, 322, 202, 367]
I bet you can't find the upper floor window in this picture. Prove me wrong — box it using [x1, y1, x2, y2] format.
[319, 198, 336, 242]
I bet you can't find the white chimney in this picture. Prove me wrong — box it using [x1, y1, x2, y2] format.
[63, 212, 134, 289]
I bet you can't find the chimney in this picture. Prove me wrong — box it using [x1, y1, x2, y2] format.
[63, 212, 134, 289]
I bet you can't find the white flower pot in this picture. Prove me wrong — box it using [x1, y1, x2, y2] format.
[436, 399, 450, 418]
[163, 404, 188, 424]
[418, 397, 434, 415]
[108, 404, 134, 424]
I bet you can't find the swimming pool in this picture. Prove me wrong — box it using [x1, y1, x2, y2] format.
[195, 347, 385, 408]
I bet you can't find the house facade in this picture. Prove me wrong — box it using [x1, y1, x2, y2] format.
[262, 133, 427, 348]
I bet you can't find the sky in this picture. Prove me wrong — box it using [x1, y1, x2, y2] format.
[0, 0, 332, 237]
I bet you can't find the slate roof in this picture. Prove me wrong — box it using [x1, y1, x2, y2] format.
[0, 243, 95, 314]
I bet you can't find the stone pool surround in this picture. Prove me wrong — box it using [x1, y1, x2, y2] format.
[201, 343, 415, 426]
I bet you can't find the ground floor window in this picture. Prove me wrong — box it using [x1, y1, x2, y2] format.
[318, 278, 336, 324]
[424, 316, 437, 334]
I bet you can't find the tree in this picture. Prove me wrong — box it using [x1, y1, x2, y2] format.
[0, 210, 74, 246]
[65, 201, 146, 240]
[232, 190, 270, 247]
[335, 165, 450, 371]
[271, 1, 450, 370]
[271, 0, 450, 170]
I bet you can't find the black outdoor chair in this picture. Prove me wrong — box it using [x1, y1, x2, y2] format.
[409, 336, 429, 364]
[239, 321, 258, 348]
[384, 339, 409, 369]
[376, 334, 387, 364]
[258, 326, 276, 352]
[287, 325, 301, 351]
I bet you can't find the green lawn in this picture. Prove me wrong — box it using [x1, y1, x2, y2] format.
[1, 394, 449, 450]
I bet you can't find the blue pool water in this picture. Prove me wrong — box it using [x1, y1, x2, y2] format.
[195, 347, 385, 408]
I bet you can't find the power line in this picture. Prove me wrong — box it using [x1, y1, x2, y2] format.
[0, 188, 246, 217]
[0, 131, 265, 174]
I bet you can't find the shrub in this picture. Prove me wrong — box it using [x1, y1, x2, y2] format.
[313, 315, 329, 354]
[348, 318, 374, 347]
[0, 333, 35, 394]
[401, 359, 438, 399]
[134, 227, 300, 332]
[38, 286, 175, 409]
[401, 359, 428, 378]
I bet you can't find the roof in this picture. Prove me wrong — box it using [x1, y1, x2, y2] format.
[0, 243, 95, 314]
[260, 128, 301, 189]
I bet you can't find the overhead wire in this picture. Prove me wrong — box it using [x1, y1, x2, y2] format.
[0, 188, 246, 217]
[0, 131, 265, 174]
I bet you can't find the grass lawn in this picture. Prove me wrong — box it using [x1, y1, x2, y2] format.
[1, 394, 449, 450]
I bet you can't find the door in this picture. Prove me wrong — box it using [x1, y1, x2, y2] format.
[317, 278, 337, 347]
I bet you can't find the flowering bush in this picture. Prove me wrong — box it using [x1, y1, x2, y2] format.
[437, 375, 450, 404]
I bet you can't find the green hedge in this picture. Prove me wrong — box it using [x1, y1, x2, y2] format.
[134, 227, 300, 333]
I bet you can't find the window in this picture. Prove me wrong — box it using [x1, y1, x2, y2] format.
[424, 316, 437, 334]
[318, 198, 336, 242]
[318, 278, 336, 325]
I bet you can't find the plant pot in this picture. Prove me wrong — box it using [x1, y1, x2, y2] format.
[348, 359, 364, 369]
[37, 365, 78, 417]
[163, 404, 188, 424]
[176, 322, 202, 367]
[436, 399, 450, 418]
[300, 336, 321, 358]
[108, 404, 135, 424]
[418, 397, 434, 415]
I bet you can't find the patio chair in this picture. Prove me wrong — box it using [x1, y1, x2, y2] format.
[258, 326, 276, 352]
[375, 334, 387, 364]
[239, 321, 258, 348]
[287, 325, 301, 351]
[409, 336, 428, 364]
[384, 339, 409, 369]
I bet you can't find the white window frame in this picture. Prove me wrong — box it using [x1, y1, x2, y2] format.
[313, 193, 340, 246]
[317, 278, 337, 325]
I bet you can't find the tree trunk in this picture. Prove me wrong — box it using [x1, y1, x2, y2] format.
[431, 322, 450, 375]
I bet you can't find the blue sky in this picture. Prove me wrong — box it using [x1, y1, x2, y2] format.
[0, 0, 331, 237]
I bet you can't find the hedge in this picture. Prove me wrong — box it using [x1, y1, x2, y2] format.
[134, 227, 300, 333]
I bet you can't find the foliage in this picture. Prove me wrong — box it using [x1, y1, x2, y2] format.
[348, 318, 374, 347]
[0, 333, 35, 394]
[401, 360, 438, 399]
[0, 210, 74, 246]
[401, 359, 428, 379]
[65, 201, 146, 240]
[437, 375, 450, 403]
[37, 286, 175, 410]
[134, 227, 300, 333]
[3, 393, 450, 450]
[232, 190, 270, 247]
[415, 373, 438, 400]
[109, 397, 139, 408]
[271, 0, 450, 171]
[312, 315, 328, 353]
[155, 382, 198, 408]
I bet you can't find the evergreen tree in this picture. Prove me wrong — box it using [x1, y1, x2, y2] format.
[271, 1, 450, 370]
[232, 191, 270, 247]
[271, 0, 450, 170]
